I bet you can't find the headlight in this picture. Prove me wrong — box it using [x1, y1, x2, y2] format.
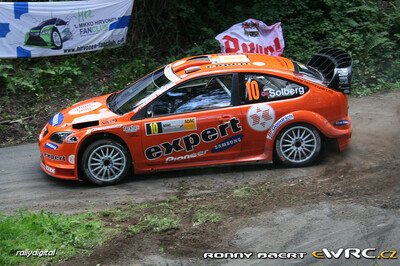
[41, 29, 51, 35]
[50, 132, 72, 144]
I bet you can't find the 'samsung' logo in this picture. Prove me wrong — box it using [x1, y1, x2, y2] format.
[212, 134, 243, 153]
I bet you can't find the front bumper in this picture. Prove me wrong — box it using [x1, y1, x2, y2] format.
[38, 133, 79, 180]
[25, 36, 48, 47]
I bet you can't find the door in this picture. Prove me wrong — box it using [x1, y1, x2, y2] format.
[238, 73, 309, 157]
[140, 74, 244, 166]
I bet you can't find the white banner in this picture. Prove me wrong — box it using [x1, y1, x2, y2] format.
[215, 18, 284, 56]
[0, 0, 133, 58]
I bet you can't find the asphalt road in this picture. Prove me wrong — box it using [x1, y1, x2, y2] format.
[0, 91, 399, 215]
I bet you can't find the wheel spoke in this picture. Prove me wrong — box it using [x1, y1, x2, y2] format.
[287, 148, 295, 158]
[303, 133, 312, 141]
[92, 166, 102, 172]
[300, 149, 307, 158]
[109, 167, 116, 176]
[304, 138, 315, 144]
[112, 165, 120, 171]
[282, 146, 294, 154]
[300, 130, 306, 139]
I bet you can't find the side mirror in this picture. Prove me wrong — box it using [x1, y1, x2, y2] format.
[147, 102, 171, 117]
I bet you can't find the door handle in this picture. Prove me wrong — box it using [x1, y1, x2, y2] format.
[218, 115, 233, 123]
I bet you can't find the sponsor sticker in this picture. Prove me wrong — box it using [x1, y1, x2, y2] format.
[145, 118, 242, 160]
[264, 86, 306, 99]
[49, 112, 64, 126]
[145, 118, 197, 136]
[65, 135, 79, 144]
[68, 102, 102, 115]
[247, 103, 275, 131]
[44, 153, 66, 161]
[102, 118, 117, 125]
[166, 150, 208, 163]
[86, 124, 122, 135]
[209, 54, 250, 64]
[40, 161, 55, 174]
[212, 134, 243, 153]
[123, 125, 140, 133]
[68, 155, 75, 164]
[44, 142, 58, 150]
[334, 120, 349, 126]
[267, 113, 294, 139]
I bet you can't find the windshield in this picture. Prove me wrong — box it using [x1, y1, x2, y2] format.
[39, 18, 57, 27]
[108, 68, 173, 115]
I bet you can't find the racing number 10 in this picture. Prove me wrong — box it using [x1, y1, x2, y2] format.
[246, 80, 260, 101]
[149, 122, 158, 134]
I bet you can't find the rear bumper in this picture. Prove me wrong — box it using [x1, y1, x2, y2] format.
[328, 115, 352, 151]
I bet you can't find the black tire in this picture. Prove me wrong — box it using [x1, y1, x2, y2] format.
[275, 124, 321, 167]
[81, 139, 131, 186]
[50, 28, 63, 50]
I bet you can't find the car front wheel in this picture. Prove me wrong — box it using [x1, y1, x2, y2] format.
[275, 124, 321, 167]
[81, 139, 131, 185]
[51, 28, 63, 50]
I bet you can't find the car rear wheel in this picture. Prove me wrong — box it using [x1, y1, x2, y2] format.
[275, 124, 321, 167]
[81, 139, 131, 185]
[51, 28, 62, 50]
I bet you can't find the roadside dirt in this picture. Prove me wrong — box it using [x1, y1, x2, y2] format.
[57, 91, 400, 265]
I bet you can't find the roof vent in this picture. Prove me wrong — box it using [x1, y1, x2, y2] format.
[185, 66, 201, 74]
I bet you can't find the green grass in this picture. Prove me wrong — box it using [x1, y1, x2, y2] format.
[193, 209, 223, 227]
[0, 210, 110, 265]
[127, 214, 180, 234]
[233, 186, 259, 198]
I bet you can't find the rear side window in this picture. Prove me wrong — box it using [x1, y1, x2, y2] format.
[147, 75, 233, 117]
[240, 74, 308, 104]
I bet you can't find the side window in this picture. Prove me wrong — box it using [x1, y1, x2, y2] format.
[240, 74, 308, 104]
[147, 75, 233, 117]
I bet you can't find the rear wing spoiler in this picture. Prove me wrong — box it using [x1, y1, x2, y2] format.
[307, 47, 352, 94]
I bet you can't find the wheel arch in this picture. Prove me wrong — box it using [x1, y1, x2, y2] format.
[76, 132, 132, 179]
[266, 111, 331, 162]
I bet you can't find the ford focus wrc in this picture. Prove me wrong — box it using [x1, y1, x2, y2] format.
[38, 48, 353, 185]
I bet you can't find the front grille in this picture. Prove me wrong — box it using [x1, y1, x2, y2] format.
[25, 36, 47, 46]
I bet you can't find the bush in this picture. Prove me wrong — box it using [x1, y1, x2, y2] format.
[0, 0, 399, 98]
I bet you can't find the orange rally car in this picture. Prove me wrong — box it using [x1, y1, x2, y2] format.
[38, 48, 353, 185]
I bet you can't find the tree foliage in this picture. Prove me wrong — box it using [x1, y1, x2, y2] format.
[0, 0, 399, 97]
